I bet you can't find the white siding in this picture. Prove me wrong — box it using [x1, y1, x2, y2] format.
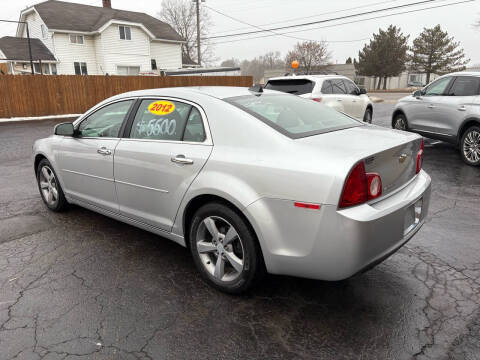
[22, 10, 54, 53]
[94, 35, 105, 75]
[101, 24, 151, 75]
[150, 41, 182, 70]
[53, 33, 99, 75]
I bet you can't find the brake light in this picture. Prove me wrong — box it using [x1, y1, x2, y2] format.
[339, 161, 383, 208]
[416, 138, 424, 174]
[312, 97, 322, 102]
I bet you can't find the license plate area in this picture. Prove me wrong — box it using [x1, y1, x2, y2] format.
[404, 198, 423, 235]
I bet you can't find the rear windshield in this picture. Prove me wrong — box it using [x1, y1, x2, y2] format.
[264, 79, 315, 95]
[225, 94, 361, 139]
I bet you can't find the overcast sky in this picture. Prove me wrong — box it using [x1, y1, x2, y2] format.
[1, 0, 479, 65]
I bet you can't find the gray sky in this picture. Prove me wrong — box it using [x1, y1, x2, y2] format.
[1, 0, 479, 65]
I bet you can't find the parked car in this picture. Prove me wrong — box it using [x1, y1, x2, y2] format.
[392, 72, 480, 166]
[33, 86, 431, 293]
[264, 75, 373, 123]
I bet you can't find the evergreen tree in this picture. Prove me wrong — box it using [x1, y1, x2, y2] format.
[410, 25, 468, 83]
[356, 26, 409, 89]
[346, 57, 353, 64]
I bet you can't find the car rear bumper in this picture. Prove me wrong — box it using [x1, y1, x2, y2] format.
[245, 170, 431, 280]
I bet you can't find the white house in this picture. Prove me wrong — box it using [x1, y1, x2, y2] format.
[4, 0, 185, 75]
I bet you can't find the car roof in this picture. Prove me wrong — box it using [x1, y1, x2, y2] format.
[266, 74, 348, 82]
[447, 71, 480, 77]
[107, 86, 280, 102]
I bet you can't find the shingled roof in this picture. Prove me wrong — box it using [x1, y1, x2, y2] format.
[28, 1, 184, 42]
[0, 36, 56, 61]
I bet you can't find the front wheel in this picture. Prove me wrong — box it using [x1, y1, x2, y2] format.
[393, 113, 408, 130]
[363, 108, 372, 123]
[460, 126, 480, 166]
[36, 159, 68, 211]
[188, 202, 264, 293]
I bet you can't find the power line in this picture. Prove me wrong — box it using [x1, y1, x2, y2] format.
[204, 4, 316, 42]
[204, 0, 445, 40]
[207, 0, 474, 45]
[212, 0, 400, 35]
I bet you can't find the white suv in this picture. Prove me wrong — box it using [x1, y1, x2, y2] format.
[264, 75, 373, 122]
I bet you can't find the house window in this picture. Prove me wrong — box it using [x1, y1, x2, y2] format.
[119, 26, 131, 40]
[41, 24, 48, 39]
[74, 62, 88, 75]
[117, 66, 140, 75]
[51, 64, 57, 75]
[151, 59, 157, 70]
[33, 63, 41, 74]
[70, 35, 84, 45]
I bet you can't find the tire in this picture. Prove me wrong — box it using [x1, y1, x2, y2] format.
[363, 107, 372, 123]
[188, 202, 264, 294]
[36, 158, 68, 211]
[393, 113, 408, 130]
[459, 126, 480, 166]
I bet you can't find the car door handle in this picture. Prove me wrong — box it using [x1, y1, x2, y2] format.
[458, 106, 467, 111]
[97, 147, 112, 156]
[171, 155, 194, 165]
[427, 104, 435, 109]
[337, 99, 343, 102]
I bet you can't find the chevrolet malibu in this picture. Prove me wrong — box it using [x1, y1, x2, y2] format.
[33, 86, 431, 293]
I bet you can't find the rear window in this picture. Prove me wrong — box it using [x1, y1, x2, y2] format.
[264, 79, 315, 95]
[447, 76, 480, 96]
[225, 94, 361, 139]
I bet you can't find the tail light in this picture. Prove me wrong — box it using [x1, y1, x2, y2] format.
[416, 138, 424, 174]
[339, 161, 383, 209]
[312, 97, 322, 102]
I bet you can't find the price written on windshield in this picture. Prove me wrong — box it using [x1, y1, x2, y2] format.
[148, 101, 175, 116]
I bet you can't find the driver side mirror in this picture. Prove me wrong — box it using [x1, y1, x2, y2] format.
[359, 88, 367, 95]
[413, 90, 423, 98]
[54, 122, 74, 136]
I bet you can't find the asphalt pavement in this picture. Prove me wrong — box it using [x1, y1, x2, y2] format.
[0, 105, 479, 360]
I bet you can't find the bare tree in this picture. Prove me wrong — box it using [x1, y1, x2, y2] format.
[261, 51, 283, 69]
[284, 41, 331, 74]
[157, 0, 216, 66]
[220, 58, 240, 67]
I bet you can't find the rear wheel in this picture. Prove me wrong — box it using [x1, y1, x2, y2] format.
[188, 202, 264, 293]
[36, 159, 68, 211]
[393, 113, 408, 130]
[363, 108, 372, 123]
[460, 126, 480, 166]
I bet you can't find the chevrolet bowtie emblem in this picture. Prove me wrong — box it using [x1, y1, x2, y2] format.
[399, 154, 408, 163]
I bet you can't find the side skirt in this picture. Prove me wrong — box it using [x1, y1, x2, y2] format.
[66, 195, 186, 247]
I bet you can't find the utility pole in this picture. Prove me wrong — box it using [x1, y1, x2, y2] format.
[0, 19, 35, 75]
[25, 23, 34, 75]
[194, 0, 203, 66]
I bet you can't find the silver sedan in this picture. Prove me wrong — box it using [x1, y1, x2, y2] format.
[33, 86, 431, 293]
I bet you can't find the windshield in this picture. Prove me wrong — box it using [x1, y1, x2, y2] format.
[264, 79, 315, 95]
[225, 94, 361, 139]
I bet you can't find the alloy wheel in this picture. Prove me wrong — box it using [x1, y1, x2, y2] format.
[39, 166, 59, 207]
[394, 116, 407, 130]
[463, 130, 480, 163]
[196, 216, 244, 282]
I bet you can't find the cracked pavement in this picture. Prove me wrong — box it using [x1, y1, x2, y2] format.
[1, 105, 479, 359]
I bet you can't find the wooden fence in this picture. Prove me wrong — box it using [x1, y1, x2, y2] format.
[0, 75, 253, 118]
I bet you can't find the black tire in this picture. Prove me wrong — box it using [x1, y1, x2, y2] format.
[363, 107, 373, 123]
[392, 113, 408, 130]
[188, 202, 264, 294]
[36, 158, 68, 211]
[459, 126, 480, 167]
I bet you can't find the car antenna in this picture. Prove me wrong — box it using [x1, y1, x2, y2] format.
[248, 84, 263, 95]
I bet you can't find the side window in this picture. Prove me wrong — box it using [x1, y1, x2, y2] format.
[331, 79, 347, 94]
[78, 100, 134, 138]
[343, 80, 359, 95]
[321, 80, 333, 94]
[447, 77, 480, 96]
[183, 107, 206, 142]
[424, 77, 452, 96]
[130, 99, 192, 141]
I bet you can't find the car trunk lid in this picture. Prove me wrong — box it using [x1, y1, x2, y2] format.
[297, 125, 422, 198]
